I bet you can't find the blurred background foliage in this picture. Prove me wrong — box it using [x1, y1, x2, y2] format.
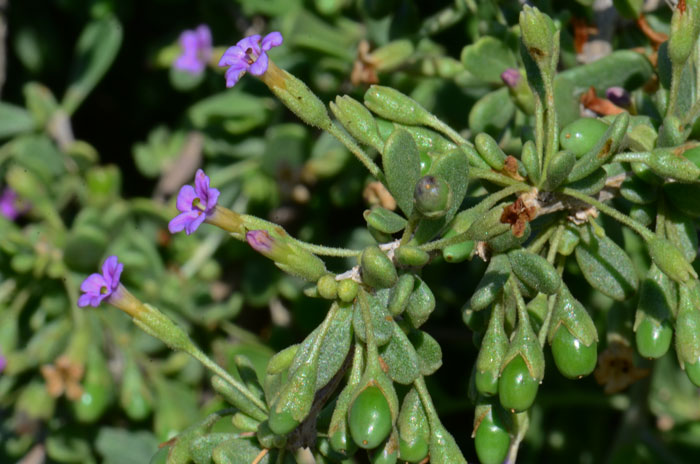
[0, 0, 699, 463]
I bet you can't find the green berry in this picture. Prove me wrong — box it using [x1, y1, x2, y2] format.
[474, 408, 510, 464]
[559, 118, 608, 158]
[635, 317, 672, 359]
[551, 328, 597, 379]
[329, 426, 358, 458]
[413, 175, 451, 219]
[349, 386, 393, 449]
[399, 436, 429, 463]
[498, 355, 539, 412]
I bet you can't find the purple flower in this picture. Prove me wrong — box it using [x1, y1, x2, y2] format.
[169, 169, 220, 235]
[606, 87, 631, 108]
[0, 188, 20, 220]
[501, 68, 521, 88]
[175, 24, 213, 74]
[218, 32, 283, 88]
[0, 351, 6, 373]
[78, 256, 124, 308]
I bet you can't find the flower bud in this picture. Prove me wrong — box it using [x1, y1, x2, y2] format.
[330, 95, 384, 151]
[337, 279, 359, 303]
[669, 1, 700, 67]
[360, 245, 398, 289]
[364, 85, 432, 126]
[413, 175, 452, 219]
[246, 228, 327, 282]
[260, 61, 333, 130]
[502, 68, 535, 115]
[317, 274, 338, 300]
[519, 6, 557, 73]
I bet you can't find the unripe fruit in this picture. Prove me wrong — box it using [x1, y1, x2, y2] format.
[635, 317, 673, 359]
[413, 175, 451, 219]
[498, 355, 539, 412]
[360, 246, 398, 289]
[559, 118, 608, 158]
[551, 328, 597, 379]
[474, 407, 510, 464]
[349, 386, 393, 449]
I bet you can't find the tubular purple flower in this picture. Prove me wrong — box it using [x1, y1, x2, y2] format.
[78, 256, 124, 308]
[501, 68, 521, 88]
[0, 351, 6, 373]
[218, 32, 283, 87]
[169, 169, 220, 235]
[175, 24, 213, 74]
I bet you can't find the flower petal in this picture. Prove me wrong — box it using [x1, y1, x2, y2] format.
[176, 185, 197, 212]
[219, 45, 246, 67]
[78, 293, 97, 307]
[169, 211, 200, 234]
[225, 65, 247, 88]
[185, 212, 206, 235]
[261, 31, 283, 51]
[236, 35, 261, 54]
[249, 52, 268, 76]
[102, 256, 123, 290]
[80, 273, 107, 294]
[194, 169, 210, 199]
[204, 187, 220, 212]
[179, 30, 198, 52]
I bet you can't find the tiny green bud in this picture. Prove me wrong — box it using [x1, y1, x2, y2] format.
[360, 245, 398, 289]
[364, 85, 432, 126]
[648, 237, 698, 283]
[317, 274, 339, 300]
[519, 5, 556, 71]
[669, 1, 700, 67]
[260, 61, 332, 130]
[337, 279, 359, 303]
[413, 175, 452, 219]
[330, 95, 384, 151]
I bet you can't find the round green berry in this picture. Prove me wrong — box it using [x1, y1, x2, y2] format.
[498, 355, 539, 412]
[349, 386, 393, 449]
[635, 317, 672, 359]
[559, 118, 608, 158]
[551, 327, 597, 379]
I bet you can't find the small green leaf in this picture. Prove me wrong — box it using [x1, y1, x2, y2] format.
[0, 102, 35, 139]
[575, 225, 639, 300]
[379, 323, 421, 384]
[383, 129, 421, 216]
[63, 16, 123, 114]
[468, 87, 515, 135]
[364, 206, 407, 234]
[460, 36, 517, 84]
